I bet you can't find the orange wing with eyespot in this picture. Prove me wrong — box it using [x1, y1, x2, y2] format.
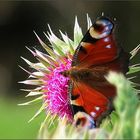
[70, 81, 114, 127]
[70, 17, 130, 127]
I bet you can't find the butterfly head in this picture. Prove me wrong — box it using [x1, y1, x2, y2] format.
[89, 17, 114, 39]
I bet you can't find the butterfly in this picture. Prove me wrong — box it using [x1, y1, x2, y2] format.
[62, 16, 130, 128]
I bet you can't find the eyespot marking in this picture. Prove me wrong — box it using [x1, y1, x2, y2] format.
[89, 27, 100, 39]
[105, 44, 111, 49]
[104, 37, 110, 42]
[95, 106, 100, 111]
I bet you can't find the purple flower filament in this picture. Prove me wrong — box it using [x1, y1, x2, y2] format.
[44, 58, 73, 120]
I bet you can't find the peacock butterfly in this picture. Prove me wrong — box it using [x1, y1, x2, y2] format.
[62, 16, 130, 128]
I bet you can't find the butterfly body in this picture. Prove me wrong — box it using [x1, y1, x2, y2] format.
[62, 17, 130, 128]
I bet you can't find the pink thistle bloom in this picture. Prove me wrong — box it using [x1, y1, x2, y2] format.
[19, 16, 87, 124]
[43, 59, 73, 120]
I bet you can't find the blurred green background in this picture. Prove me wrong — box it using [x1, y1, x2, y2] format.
[0, 1, 140, 139]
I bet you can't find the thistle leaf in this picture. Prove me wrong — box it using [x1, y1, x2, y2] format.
[20, 86, 43, 92]
[25, 46, 36, 56]
[21, 57, 49, 73]
[106, 72, 139, 139]
[134, 106, 140, 139]
[29, 72, 45, 78]
[59, 30, 75, 54]
[86, 14, 92, 29]
[130, 44, 140, 59]
[127, 66, 140, 74]
[51, 43, 66, 56]
[34, 31, 58, 59]
[18, 96, 43, 106]
[35, 49, 55, 68]
[74, 16, 83, 48]
[28, 103, 46, 123]
[19, 65, 44, 79]
[26, 91, 43, 97]
[46, 25, 70, 55]
[18, 79, 44, 85]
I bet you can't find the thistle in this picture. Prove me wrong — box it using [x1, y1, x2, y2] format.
[19, 15, 92, 122]
[19, 15, 140, 139]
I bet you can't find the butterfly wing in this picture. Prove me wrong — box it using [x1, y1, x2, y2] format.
[70, 81, 112, 127]
[72, 17, 130, 69]
[70, 17, 130, 126]
[87, 49, 130, 99]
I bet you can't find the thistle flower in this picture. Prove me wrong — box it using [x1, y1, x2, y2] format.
[43, 58, 72, 120]
[19, 15, 93, 123]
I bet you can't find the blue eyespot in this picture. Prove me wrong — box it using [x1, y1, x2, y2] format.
[96, 17, 114, 32]
[93, 17, 114, 38]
